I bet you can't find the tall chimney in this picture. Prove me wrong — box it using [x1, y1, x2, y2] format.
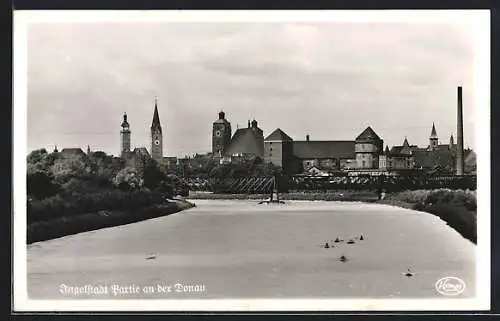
[456, 86, 464, 175]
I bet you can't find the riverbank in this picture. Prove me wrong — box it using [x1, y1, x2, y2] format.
[27, 199, 195, 244]
[378, 189, 477, 244]
[188, 190, 379, 202]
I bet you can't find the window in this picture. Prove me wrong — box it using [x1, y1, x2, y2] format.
[270, 147, 273, 151]
[362, 160, 366, 167]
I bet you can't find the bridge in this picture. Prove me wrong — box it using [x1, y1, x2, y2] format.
[179, 174, 477, 194]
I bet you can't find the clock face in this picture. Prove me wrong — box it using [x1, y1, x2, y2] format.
[216, 130, 221, 137]
[154, 140, 160, 146]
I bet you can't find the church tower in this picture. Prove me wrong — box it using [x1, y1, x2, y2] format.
[429, 122, 438, 151]
[212, 110, 232, 157]
[150, 97, 163, 164]
[120, 112, 131, 157]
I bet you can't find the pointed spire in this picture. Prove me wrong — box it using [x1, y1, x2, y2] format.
[385, 145, 390, 155]
[152, 96, 161, 127]
[430, 122, 438, 138]
[403, 136, 409, 147]
[53, 144, 58, 153]
[87, 145, 91, 154]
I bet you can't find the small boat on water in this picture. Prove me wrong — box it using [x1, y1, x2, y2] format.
[404, 268, 415, 277]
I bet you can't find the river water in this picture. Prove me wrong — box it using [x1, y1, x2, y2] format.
[27, 200, 475, 299]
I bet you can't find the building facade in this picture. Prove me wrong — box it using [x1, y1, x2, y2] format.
[120, 113, 131, 157]
[212, 111, 232, 157]
[354, 126, 384, 169]
[263, 128, 295, 173]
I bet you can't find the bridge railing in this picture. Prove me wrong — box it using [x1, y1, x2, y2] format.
[181, 174, 477, 194]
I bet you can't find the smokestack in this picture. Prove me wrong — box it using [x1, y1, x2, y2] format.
[456, 86, 464, 175]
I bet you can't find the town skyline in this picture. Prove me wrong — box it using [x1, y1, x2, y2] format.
[27, 20, 477, 158]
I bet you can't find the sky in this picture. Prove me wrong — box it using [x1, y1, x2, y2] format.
[26, 20, 477, 158]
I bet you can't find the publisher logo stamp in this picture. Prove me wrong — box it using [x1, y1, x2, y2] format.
[435, 277, 466, 296]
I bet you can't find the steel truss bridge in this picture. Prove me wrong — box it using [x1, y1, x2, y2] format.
[179, 174, 477, 194]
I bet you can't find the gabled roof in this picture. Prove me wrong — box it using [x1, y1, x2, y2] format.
[224, 128, 264, 157]
[293, 141, 355, 159]
[265, 128, 293, 142]
[59, 148, 86, 158]
[355, 126, 381, 141]
[390, 144, 418, 156]
[133, 147, 150, 157]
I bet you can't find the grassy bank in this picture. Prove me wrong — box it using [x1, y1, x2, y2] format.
[188, 190, 379, 202]
[27, 199, 195, 244]
[379, 189, 477, 244]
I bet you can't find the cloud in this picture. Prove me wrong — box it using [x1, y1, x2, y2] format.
[26, 21, 476, 156]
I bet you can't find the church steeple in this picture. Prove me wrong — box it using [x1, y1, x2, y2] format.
[151, 96, 161, 132]
[430, 122, 438, 138]
[403, 137, 409, 147]
[429, 122, 438, 151]
[150, 96, 163, 163]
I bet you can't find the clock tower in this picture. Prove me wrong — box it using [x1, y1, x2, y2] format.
[150, 97, 163, 164]
[212, 110, 232, 157]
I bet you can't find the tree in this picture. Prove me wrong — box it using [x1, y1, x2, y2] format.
[50, 158, 88, 184]
[113, 167, 143, 191]
[27, 170, 59, 200]
[142, 159, 165, 190]
[27, 149, 60, 174]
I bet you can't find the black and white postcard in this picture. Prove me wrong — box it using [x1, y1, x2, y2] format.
[13, 10, 490, 312]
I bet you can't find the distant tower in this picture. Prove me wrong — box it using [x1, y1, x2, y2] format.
[150, 97, 163, 164]
[87, 145, 91, 155]
[429, 122, 438, 151]
[449, 134, 455, 150]
[120, 112, 131, 157]
[456, 86, 465, 175]
[403, 137, 409, 148]
[53, 145, 58, 153]
[212, 110, 232, 157]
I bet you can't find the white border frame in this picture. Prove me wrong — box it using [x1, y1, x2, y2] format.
[13, 10, 491, 312]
